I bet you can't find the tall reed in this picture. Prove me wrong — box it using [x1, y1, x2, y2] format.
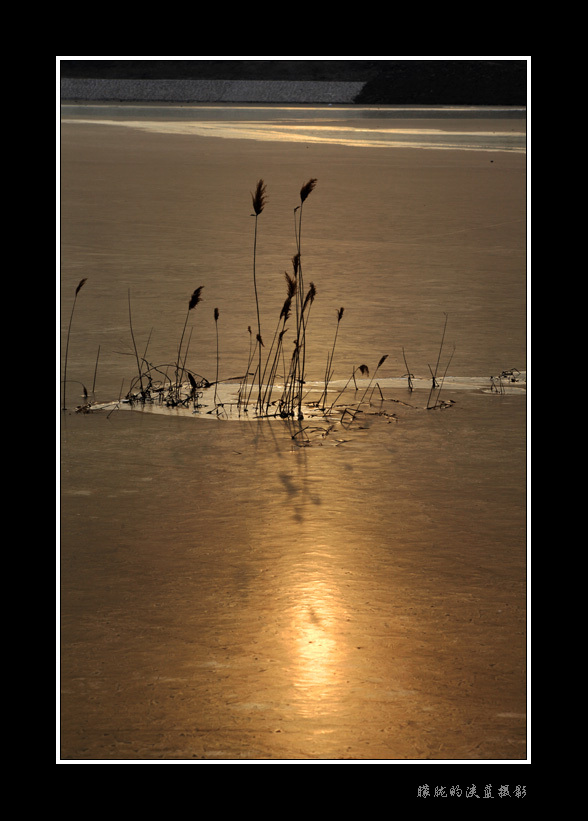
[251, 179, 267, 411]
[176, 286, 204, 400]
[127, 288, 145, 397]
[62, 277, 87, 410]
[320, 306, 344, 408]
[259, 277, 294, 413]
[427, 313, 449, 409]
[92, 345, 100, 395]
[288, 179, 317, 418]
[428, 342, 455, 409]
[214, 307, 220, 405]
[281, 279, 316, 418]
[402, 347, 414, 391]
[237, 326, 254, 411]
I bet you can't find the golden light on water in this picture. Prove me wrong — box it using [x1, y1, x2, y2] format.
[289, 573, 341, 711]
[263, 533, 362, 728]
[60, 105, 527, 760]
[61, 118, 526, 152]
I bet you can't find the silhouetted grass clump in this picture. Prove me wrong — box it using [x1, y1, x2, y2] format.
[66, 178, 469, 435]
[118, 284, 209, 411]
[238, 178, 331, 420]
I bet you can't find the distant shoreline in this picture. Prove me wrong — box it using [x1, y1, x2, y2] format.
[60, 78, 365, 105]
[59, 60, 527, 106]
[60, 101, 526, 116]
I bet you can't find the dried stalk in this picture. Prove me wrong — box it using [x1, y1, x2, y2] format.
[251, 180, 267, 411]
[62, 277, 87, 410]
[176, 286, 204, 399]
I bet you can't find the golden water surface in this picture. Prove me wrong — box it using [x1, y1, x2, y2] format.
[60, 106, 527, 763]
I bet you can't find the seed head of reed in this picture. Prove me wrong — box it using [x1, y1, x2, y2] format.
[189, 286, 204, 310]
[284, 271, 297, 299]
[251, 179, 267, 216]
[337, 307, 344, 322]
[280, 296, 292, 321]
[302, 282, 317, 312]
[291, 253, 300, 277]
[300, 178, 317, 203]
[214, 307, 219, 322]
[359, 364, 370, 377]
[76, 277, 88, 296]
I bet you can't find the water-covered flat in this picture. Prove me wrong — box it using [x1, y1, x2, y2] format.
[60, 102, 527, 763]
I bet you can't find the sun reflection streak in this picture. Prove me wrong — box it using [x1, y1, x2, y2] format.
[280, 563, 350, 717]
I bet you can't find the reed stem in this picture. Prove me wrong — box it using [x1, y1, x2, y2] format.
[427, 313, 449, 409]
[62, 277, 87, 410]
[289, 179, 317, 418]
[92, 344, 100, 395]
[402, 346, 414, 391]
[176, 286, 204, 400]
[127, 289, 145, 396]
[251, 180, 267, 412]
[359, 355, 389, 406]
[327, 364, 369, 415]
[320, 307, 344, 408]
[214, 308, 220, 405]
[238, 326, 255, 411]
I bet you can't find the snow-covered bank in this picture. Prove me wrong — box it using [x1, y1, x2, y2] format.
[81, 371, 526, 422]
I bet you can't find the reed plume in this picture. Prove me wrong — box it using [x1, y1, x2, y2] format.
[302, 281, 317, 314]
[189, 286, 204, 311]
[284, 269, 297, 300]
[62, 277, 87, 410]
[281, 295, 293, 320]
[251, 179, 267, 216]
[300, 178, 317, 203]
